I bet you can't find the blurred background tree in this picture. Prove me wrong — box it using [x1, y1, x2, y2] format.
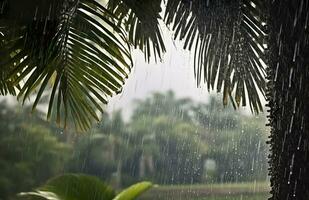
[0, 102, 70, 200]
[0, 91, 268, 199]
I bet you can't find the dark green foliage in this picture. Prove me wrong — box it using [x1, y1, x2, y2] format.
[193, 97, 268, 183]
[0, 102, 70, 200]
[129, 115, 206, 184]
[0, 0, 132, 131]
[108, 0, 166, 62]
[67, 91, 268, 186]
[164, 0, 268, 113]
[20, 174, 152, 200]
[0, 0, 268, 131]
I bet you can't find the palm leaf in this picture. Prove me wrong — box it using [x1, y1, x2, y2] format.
[107, 0, 166, 62]
[0, 0, 132, 131]
[164, 0, 268, 113]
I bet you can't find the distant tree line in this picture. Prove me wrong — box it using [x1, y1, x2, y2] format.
[0, 91, 268, 200]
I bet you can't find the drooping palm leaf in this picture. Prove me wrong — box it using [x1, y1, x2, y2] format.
[0, 32, 19, 95]
[19, 174, 153, 200]
[107, 0, 166, 62]
[164, 0, 268, 113]
[0, 0, 132, 131]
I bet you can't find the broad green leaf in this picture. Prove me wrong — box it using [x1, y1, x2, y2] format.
[113, 181, 153, 200]
[19, 174, 116, 200]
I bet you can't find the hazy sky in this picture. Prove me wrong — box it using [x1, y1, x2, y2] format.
[107, 25, 212, 116]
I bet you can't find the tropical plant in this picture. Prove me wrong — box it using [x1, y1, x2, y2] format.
[0, 0, 132, 131]
[19, 174, 152, 200]
[1, 0, 309, 199]
[0, 0, 266, 130]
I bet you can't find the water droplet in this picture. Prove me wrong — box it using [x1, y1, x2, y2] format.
[293, 98, 297, 113]
[34, 6, 38, 20]
[274, 62, 279, 81]
[289, 68, 294, 88]
[289, 115, 294, 133]
[297, 135, 302, 150]
[293, 42, 298, 62]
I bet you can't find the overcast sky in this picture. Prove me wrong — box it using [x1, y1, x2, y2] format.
[107, 25, 212, 116]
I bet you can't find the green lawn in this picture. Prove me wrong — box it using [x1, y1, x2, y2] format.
[194, 194, 269, 200]
[139, 182, 270, 200]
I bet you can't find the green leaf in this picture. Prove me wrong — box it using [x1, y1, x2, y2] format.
[113, 181, 153, 200]
[1, 0, 133, 131]
[19, 174, 152, 200]
[108, 0, 166, 62]
[19, 174, 116, 200]
[164, 0, 268, 113]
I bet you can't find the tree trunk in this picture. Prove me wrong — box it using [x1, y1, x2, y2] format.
[267, 1, 309, 199]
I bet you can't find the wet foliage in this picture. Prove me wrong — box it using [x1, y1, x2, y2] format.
[0, 92, 268, 199]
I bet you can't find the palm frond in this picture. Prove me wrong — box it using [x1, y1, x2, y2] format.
[107, 0, 166, 62]
[0, 0, 132, 131]
[164, 0, 268, 113]
[0, 32, 18, 95]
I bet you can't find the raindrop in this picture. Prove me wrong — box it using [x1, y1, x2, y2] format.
[297, 135, 302, 150]
[305, 12, 309, 30]
[34, 6, 38, 21]
[48, 4, 52, 20]
[289, 68, 294, 88]
[281, 131, 287, 152]
[301, 116, 304, 130]
[274, 62, 279, 81]
[251, 158, 255, 171]
[293, 42, 298, 62]
[299, 0, 304, 14]
[257, 140, 261, 155]
[293, 11, 298, 27]
[43, 18, 48, 35]
[289, 115, 294, 134]
[290, 154, 295, 171]
[298, 168, 302, 180]
[278, 24, 283, 45]
[293, 98, 297, 113]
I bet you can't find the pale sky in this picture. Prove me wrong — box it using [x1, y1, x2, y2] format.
[107, 25, 212, 116]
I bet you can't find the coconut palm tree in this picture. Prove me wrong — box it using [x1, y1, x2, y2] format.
[1, 0, 308, 199]
[266, 1, 309, 199]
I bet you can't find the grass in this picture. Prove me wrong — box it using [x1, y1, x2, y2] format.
[139, 182, 270, 200]
[194, 193, 270, 200]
